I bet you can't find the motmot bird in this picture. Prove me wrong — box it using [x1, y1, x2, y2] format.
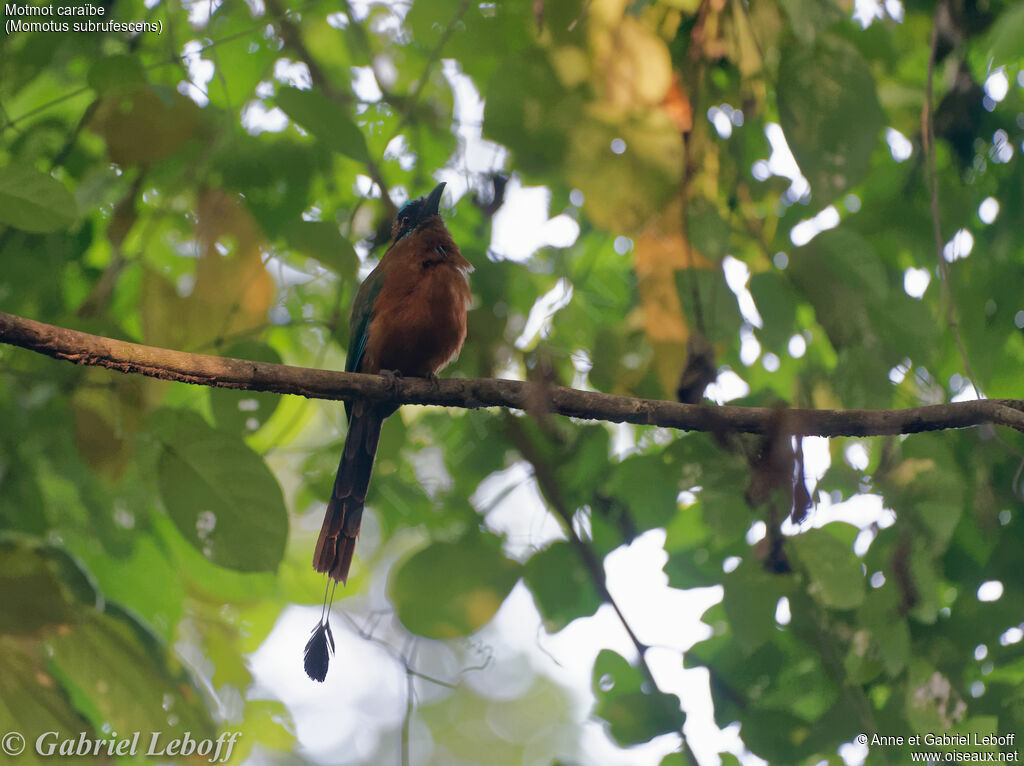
[313, 181, 471, 584]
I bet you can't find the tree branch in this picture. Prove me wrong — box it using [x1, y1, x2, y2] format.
[3, 310, 1024, 436]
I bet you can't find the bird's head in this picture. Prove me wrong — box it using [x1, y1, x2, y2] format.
[391, 182, 447, 242]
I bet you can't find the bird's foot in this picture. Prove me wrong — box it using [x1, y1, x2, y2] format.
[426, 371, 441, 391]
[380, 369, 403, 393]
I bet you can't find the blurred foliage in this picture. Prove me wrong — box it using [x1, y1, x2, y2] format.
[2, 0, 1024, 763]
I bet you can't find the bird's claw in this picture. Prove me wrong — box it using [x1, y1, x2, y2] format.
[380, 369, 402, 393]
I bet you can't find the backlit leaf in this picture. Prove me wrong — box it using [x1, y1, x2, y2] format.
[788, 526, 864, 610]
[151, 409, 287, 573]
[276, 87, 370, 163]
[524, 542, 601, 631]
[391, 531, 521, 639]
[593, 650, 685, 745]
[0, 166, 77, 232]
[778, 36, 883, 202]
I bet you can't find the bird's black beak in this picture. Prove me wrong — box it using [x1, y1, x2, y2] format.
[425, 182, 446, 217]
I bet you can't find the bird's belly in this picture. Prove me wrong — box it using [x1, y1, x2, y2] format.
[367, 267, 468, 376]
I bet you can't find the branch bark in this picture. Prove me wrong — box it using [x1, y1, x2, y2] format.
[3, 310, 1024, 436]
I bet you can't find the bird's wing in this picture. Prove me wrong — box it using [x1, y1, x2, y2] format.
[343, 261, 387, 422]
[346, 263, 386, 374]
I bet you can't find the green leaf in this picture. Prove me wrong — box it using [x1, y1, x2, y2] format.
[776, 0, 839, 43]
[907, 541, 942, 624]
[593, 650, 685, 745]
[406, 0, 467, 49]
[604, 453, 679, 532]
[852, 584, 910, 679]
[675, 267, 742, 346]
[0, 637, 99, 766]
[46, 608, 215, 739]
[986, 2, 1024, 65]
[524, 542, 601, 631]
[788, 526, 864, 609]
[0, 458, 46, 535]
[738, 707, 822, 763]
[205, 6, 278, 109]
[749, 271, 799, 350]
[556, 424, 611, 513]
[0, 165, 77, 232]
[788, 228, 895, 406]
[276, 86, 370, 163]
[212, 134, 316, 237]
[484, 56, 575, 177]
[209, 341, 283, 436]
[905, 660, 960, 732]
[777, 35, 883, 202]
[87, 54, 146, 95]
[688, 439, 753, 543]
[663, 505, 717, 590]
[723, 560, 793, 652]
[0, 545, 72, 634]
[151, 409, 288, 573]
[687, 197, 731, 260]
[78, 534, 185, 643]
[282, 219, 359, 276]
[390, 531, 521, 639]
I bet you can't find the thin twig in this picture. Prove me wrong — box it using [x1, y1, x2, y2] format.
[567, 0, 594, 31]
[504, 416, 699, 766]
[337, 611, 491, 764]
[402, 641, 415, 766]
[393, 0, 472, 135]
[264, 0, 395, 216]
[338, 0, 401, 105]
[504, 418, 648, 655]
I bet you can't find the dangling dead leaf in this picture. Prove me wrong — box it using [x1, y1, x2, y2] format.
[676, 330, 717, 403]
[662, 75, 693, 134]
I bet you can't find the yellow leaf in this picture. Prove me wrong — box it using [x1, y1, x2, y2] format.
[662, 75, 693, 133]
[891, 458, 937, 486]
[565, 112, 683, 231]
[550, 45, 591, 88]
[590, 13, 673, 114]
[142, 190, 273, 352]
[632, 199, 714, 395]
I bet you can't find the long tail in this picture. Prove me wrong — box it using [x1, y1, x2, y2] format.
[313, 401, 385, 583]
